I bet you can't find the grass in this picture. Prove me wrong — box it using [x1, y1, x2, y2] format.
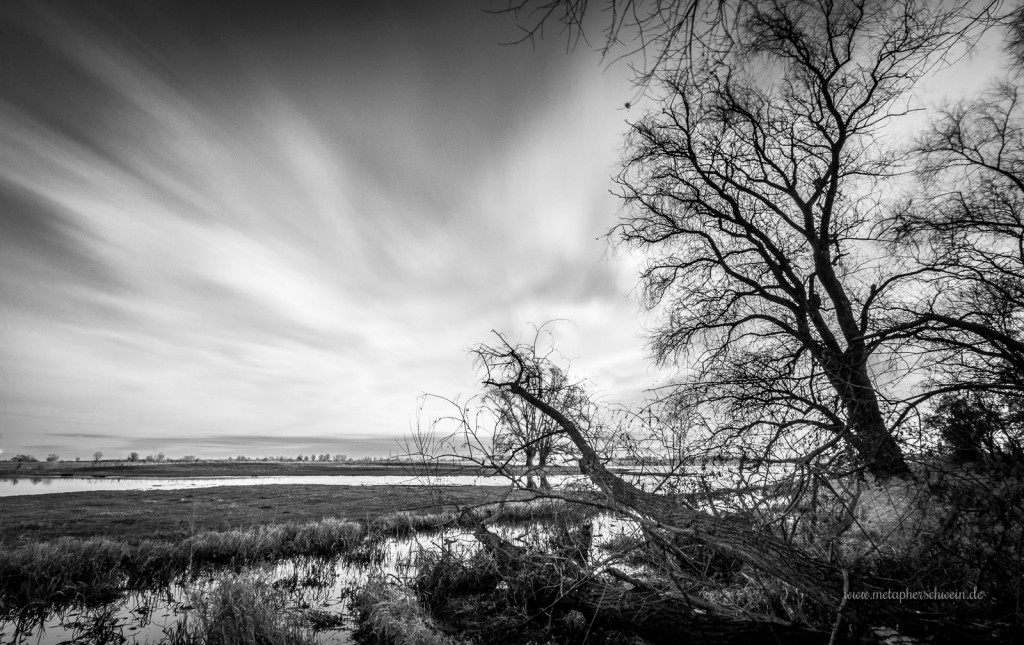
[163, 573, 316, 645]
[0, 460, 496, 479]
[0, 477, 599, 642]
[0, 484, 517, 545]
[0, 518, 369, 618]
[0, 491, 594, 621]
[368, 497, 593, 537]
[354, 578, 463, 645]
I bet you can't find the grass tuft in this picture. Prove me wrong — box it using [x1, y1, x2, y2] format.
[163, 573, 316, 645]
[354, 577, 463, 645]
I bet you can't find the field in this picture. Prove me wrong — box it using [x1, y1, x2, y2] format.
[0, 483, 519, 545]
[0, 459, 489, 480]
[0, 468, 565, 644]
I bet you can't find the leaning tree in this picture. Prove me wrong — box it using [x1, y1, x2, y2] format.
[402, 1, 1023, 642]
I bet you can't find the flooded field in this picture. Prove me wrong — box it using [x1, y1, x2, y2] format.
[3, 529, 437, 644]
[0, 510, 632, 645]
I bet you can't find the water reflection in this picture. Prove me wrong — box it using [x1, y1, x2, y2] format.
[0, 474, 517, 497]
[0, 515, 638, 645]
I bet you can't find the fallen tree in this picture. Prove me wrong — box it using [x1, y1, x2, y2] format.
[460, 334, 1015, 642]
[470, 522, 832, 645]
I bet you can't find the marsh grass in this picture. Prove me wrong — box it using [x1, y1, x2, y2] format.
[163, 573, 316, 645]
[413, 540, 500, 611]
[0, 498, 589, 619]
[354, 578, 463, 645]
[367, 496, 593, 537]
[0, 518, 366, 619]
[1, 494, 597, 645]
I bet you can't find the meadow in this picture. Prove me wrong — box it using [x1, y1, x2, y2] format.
[0, 483, 514, 545]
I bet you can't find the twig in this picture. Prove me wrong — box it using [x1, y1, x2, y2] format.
[829, 568, 850, 645]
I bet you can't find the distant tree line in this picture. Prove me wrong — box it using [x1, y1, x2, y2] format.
[2, 452, 409, 463]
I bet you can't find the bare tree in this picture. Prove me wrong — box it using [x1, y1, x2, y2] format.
[393, 3, 1024, 641]
[483, 325, 585, 489]
[468, 332, 888, 634]
[612, 0, 1006, 479]
[497, 0, 744, 88]
[886, 82, 1024, 409]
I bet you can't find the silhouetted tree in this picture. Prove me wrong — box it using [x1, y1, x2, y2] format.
[886, 82, 1024, 409]
[613, 0, 1001, 479]
[483, 325, 584, 489]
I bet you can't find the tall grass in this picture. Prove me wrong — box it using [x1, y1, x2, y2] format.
[368, 497, 594, 537]
[354, 578, 463, 645]
[163, 573, 315, 645]
[0, 518, 365, 618]
[1, 497, 593, 624]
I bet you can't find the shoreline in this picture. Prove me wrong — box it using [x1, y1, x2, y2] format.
[0, 460, 493, 479]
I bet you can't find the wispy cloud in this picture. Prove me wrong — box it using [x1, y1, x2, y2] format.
[0, 2, 654, 459]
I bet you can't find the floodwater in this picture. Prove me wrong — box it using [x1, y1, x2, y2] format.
[0, 474, 515, 497]
[0, 515, 636, 645]
[0, 536, 409, 645]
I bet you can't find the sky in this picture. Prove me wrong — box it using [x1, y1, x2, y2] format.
[0, 1, 1010, 461]
[0, 0, 664, 460]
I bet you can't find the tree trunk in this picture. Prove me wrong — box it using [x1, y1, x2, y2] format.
[505, 382, 885, 610]
[524, 446, 537, 490]
[812, 343, 912, 480]
[537, 447, 551, 490]
[474, 524, 832, 645]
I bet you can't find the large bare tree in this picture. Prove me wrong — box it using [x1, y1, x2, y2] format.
[396, 3, 1024, 642]
[612, 0, 1004, 479]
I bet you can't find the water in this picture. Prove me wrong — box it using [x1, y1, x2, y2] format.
[0, 516, 637, 645]
[0, 459, 759, 498]
[0, 474, 514, 497]
[0, 555, 372, 644]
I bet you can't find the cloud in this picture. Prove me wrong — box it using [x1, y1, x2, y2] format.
[0, 2, 653, 459]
